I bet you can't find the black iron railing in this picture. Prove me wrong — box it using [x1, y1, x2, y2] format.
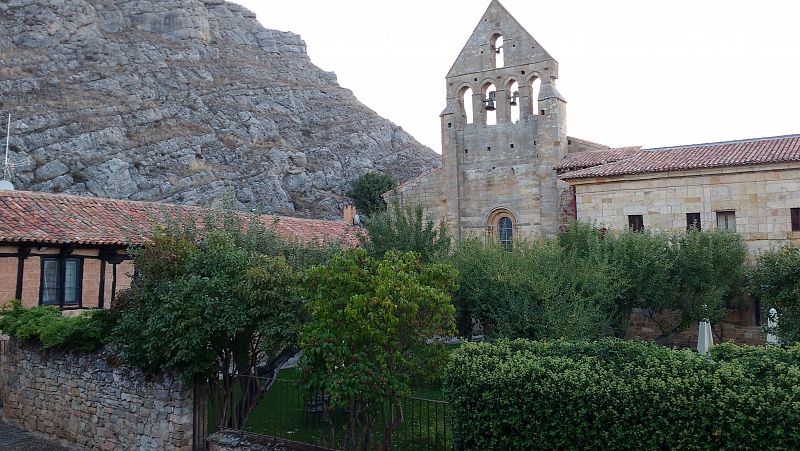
[208, 375, 453, 450]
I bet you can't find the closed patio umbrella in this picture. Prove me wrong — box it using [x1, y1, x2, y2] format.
[697, 319, 713, 356]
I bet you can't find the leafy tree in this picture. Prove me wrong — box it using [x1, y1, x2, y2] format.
[112, 212, 337, 429]
[347, 172, 397, 216]
[751, 244, 800, 344]
[299, 249, 456, 450]
[362, 199, 451, 263]
[450, 237, 624, 340]
[662, 228, 748, 339]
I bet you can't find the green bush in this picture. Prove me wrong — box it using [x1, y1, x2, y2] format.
[751, 244, 800, 343]
[362, 199, 451, 263]
[0, 300, 108, 352]
[346, 172, 397, 216]
[450, 222, 749, 341]
[450, 238, 624, 340]
[445, 339, 800, 450]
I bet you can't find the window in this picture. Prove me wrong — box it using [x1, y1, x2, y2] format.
[686, 213, 701, 231]
[498, 216, 513, 250]
[716, 211, 736, 232]
[628, 215, 644, 232]
[792, 208, 800, 232]
[40, 257, 82, 307]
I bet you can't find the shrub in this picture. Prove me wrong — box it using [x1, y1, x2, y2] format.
[0, 300, 107, 352]
[450, 237, 625, 340]
[750, 244, 800, 343]
[449, 222, 750, 341]
[362, 200, 450, 263]
[112, 210, 332, 430]
[445, 339, 800, 450]
[346, 172, 397, 217]
[299, 249, 456, 450]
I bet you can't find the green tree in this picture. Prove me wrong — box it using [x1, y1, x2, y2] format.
[362, 199, 451, 263]
[751, 244, 800, 343]
[450, 237, 625, 340]
[299, 249, 456, 450]
[347, 172, 397, 216]
[112, 212, 335, 429]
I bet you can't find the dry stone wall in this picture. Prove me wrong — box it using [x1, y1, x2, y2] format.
[0, 337, 194, 450]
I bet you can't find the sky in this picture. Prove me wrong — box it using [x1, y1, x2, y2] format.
[233, 0, 800, 153]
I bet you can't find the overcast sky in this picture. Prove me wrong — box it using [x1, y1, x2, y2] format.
[233, 0, 800, 153]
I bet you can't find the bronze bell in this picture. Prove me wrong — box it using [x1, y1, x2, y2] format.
[485, 91, 497, 111]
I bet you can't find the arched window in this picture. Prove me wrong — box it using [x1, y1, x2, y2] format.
[529, 77, 542, 115]
[487, 208, 516, 250]
[498, 217, 513, 250]
[508, 80, 520, 124]
[483, 82, 497, 126]
[491, 34, 504, 69]
[460, 86, 474, 124]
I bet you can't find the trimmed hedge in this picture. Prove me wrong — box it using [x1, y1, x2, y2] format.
[444, 339, 800, 450]
[0, 300, 108, 352]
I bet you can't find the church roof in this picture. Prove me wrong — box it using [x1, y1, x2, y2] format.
[554, 146, 641, 172]
[560, 134, 800, 180]
[0, 190, 361, 247]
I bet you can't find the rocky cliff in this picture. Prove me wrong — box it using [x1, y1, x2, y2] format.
[0, 0, 440, 218]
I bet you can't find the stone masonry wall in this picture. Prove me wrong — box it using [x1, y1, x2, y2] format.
[0, 337, 194, 450]
[571, 163, 800, 254]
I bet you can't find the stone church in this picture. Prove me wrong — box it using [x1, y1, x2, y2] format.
[392, 0, 800, 255]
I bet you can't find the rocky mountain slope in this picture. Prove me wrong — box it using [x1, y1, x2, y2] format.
[0, 0, 440, 218]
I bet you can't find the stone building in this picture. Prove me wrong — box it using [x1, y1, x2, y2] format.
[392, 0, 800, 258]
[558, 135, 800, 255]
[389, 0, 572, 242]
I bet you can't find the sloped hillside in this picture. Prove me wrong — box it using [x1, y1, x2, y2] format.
[0, 0, 440, 218]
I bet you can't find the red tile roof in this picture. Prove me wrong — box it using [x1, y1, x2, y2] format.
[554, 146, 642, 172]
[0, 190, 362, 247]
[560, 135, 800, 180]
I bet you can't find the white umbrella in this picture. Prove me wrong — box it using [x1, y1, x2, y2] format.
[697, 319, 713, 356]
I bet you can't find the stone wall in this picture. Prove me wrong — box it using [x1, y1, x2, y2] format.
[626, 309, 764, 347]
[570, 163, 800, 254]
[0, 337, 195, 450]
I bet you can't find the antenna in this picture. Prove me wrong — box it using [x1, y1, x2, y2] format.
[0, 114, 15, 190]
[3, 113, 9, 180]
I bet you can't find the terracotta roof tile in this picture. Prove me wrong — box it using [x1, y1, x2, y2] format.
[554, 146, 642, 172]
[0, 191, 361, 247]
[560, 134, 800, 180]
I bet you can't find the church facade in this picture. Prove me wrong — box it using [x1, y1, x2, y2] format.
[391, 0, 800, 256]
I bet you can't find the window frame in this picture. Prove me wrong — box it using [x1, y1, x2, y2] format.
[791, 208, 800, 232]
[628, 215, 644, 232]
[686, 212, 702, 231]
[716, 210, 737, 232]
[39, 256, 83, 308]
[498, 216, 514, 250]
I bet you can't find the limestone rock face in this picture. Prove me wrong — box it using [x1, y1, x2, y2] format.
[0, 0, 440, 218]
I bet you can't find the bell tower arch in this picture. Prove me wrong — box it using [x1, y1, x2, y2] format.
[440, 0, 568, 240]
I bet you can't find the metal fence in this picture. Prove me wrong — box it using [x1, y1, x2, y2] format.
[209, 375, 453, 450]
